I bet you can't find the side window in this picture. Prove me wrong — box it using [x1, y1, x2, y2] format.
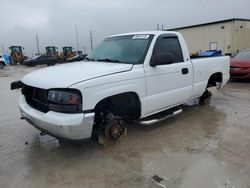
[154, 36, 184, 64]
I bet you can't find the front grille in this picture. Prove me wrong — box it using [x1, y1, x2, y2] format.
[22, 84, 49, 113]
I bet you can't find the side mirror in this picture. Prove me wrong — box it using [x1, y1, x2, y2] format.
[150, 52, 174, 66]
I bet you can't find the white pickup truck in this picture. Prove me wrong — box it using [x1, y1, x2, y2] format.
[11, 31, 230, 143]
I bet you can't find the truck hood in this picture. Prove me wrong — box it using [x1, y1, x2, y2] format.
[21, 62, 133, 89]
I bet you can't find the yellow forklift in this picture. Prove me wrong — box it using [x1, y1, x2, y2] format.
[61, 46, 76, 62]
[9, 46, 26, 65]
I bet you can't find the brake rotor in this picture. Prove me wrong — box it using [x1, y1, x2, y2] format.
[105, 119, 125, 141]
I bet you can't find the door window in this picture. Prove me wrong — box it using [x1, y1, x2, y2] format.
[153, 35, 184, 64]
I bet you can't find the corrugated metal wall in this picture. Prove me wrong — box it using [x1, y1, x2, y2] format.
[232, 21, 250, 55]
[174, 20, 250, 56]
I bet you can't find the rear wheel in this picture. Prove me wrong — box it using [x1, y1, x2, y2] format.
[199, 89, 212, 105]
[199, 73, 222, 105]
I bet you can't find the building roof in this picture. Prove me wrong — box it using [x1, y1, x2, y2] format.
[168, 18, 250, 31]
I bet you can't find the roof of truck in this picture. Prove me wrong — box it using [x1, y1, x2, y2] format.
[109, 31, 179, 38]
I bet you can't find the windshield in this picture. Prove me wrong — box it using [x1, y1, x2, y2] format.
[63, 47, 72, 52]
[12, 47, 21, 53]
[87, 34, 153, 64]
[234, 50, 250, 59]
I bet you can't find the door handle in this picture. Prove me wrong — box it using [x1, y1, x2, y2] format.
[182, 68, 189, 75]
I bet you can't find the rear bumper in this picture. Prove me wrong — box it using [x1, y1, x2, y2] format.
[19, 95, 95, 140]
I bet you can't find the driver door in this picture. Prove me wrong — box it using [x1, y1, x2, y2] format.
[144, 34, 193, 116]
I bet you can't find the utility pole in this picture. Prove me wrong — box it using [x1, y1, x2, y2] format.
[1, 45, 4, 54]
[157, 24, 160, 31]
[35, 33, 40, 54]
[75, 24, 80, 51]
[161, 24, 164, 31]
[90, 31, 93, 51]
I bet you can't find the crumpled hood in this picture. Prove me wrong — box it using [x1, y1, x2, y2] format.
[230, 58, 250, 68]
[21, 61, 133, 89]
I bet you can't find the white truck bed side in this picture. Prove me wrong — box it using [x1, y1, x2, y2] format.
[191, 56, 230, 98]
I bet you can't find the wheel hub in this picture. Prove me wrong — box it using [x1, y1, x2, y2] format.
[105, 119, 125, 141]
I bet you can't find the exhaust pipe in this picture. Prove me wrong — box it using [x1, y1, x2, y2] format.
[138, 109, 183, 126]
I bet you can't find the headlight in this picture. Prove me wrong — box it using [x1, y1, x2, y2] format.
[47, 89, 82, 113]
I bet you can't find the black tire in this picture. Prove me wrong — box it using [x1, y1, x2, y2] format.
[0, 62, 4, 69]
[199, 90, 212, 105]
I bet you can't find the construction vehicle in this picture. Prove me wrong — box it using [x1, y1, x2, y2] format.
[45, 46, 58, 56]
[45, 46, 63, 63]
[9, 46, 26, 65]
[61, 46, 76, 62]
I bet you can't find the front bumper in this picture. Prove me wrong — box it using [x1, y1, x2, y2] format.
[230, 68, 250, 79]
[19, 95, 95, 140]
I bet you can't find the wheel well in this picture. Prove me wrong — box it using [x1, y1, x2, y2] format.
[207, 72, 222, 88]
[94, 92, 141, 119]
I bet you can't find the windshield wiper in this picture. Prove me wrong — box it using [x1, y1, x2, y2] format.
[96, 58, 121, 63]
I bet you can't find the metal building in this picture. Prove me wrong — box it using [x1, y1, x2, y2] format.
[170, 18, 250, 56]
